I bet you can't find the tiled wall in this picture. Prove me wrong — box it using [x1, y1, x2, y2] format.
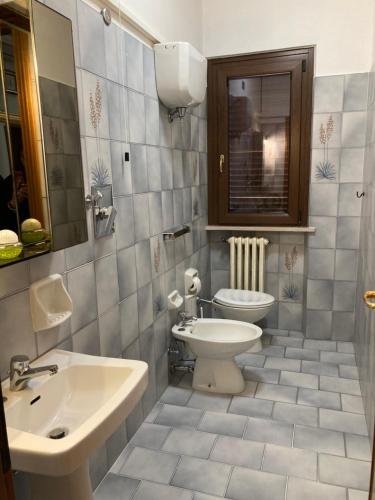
[211, 73, 368, 341]
[210, 230, 305, 334]
[305, 73, 368, 340]
[355, 55, 375, 439]
[0, 0, 209, 489]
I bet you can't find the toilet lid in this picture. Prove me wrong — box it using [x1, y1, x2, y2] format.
[214, 288, 275, 309]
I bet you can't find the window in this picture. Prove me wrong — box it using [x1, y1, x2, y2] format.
[208, 47, 314, 226]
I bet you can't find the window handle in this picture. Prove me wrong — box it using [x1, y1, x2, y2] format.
[219, 154, 225, 173]
[364, 291, 375, 309]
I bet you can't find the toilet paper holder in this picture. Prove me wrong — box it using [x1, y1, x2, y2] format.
[185, 268, 201, 295]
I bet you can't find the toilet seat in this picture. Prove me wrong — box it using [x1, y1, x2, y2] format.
[213, 288, 275, 309]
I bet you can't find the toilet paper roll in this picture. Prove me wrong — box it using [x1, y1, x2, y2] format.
[189, 276, 201, 294]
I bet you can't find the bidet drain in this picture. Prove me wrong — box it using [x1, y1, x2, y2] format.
[47, 427, 69, 439]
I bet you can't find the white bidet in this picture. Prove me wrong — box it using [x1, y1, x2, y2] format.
[172, 318, 262, 394]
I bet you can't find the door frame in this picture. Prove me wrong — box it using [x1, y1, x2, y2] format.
[207, 46, 314, 227]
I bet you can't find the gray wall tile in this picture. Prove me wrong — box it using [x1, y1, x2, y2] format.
[68, 262, 97, 333]
[126, 34, 144, 92]
[314, 76, 344, 113]
[344, 73, 369, 111]
[342, 112, 367, 147]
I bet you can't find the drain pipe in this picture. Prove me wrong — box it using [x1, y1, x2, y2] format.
[168, 338, 195, 374]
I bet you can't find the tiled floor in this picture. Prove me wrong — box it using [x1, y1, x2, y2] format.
[95, 334, 372, 500]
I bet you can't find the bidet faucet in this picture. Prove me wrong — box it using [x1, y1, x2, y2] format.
[9, 355, 58, 392]
[177, 311, 197, 326]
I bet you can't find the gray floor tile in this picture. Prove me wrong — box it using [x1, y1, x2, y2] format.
[345, 434, 371, 461]
[297, 388, 341, 410]
[178, 373, 194, 389]
[229, 396, 273, 418]
[131, 423, 171, 450]
[198, 411, 247, 437]
[271, 336, 303, 348]
[264, 357, 301, 372]
[320, 376, 361, 395]
[285, 347, 320, 361]
[262, 444, 317, 480]
[255, 382, 297, 403]
[238, 381, 258, 397]
[337, 341, 354, 353]
[171, 456, 231, 496]
[94, 474, 140, 500]
[120, 447, 179, 483]
[132, 481, 192, 500]
[321, 351, 356, 365]
[227, 466, 286, 500]
[155, 404, 203, 428]
[110, 445, 135, 474]
[210, 435, 264, 469]
[348, 489, 369, 500]
[193, 494, 221, 500]
[144, 402, 163, 423]
[302, 360, 339, 377]
[273, 402, 318, 427]
[160, 386, 192, 406]
[304, 339, 337, 352]
[244, 417, 293, 446]
[319, 453, 371, 490]
[339, 364, 359, 379]
[187, 391, 231, 412]
[287, 476, 346, 500]
[293, 425, 345, 456]
[260, 345, 285, 358]
[280, 371, 318, 389]
[235, 353, 265, 367]
[162, 428, 217, 459]
[243, 366, 280, 384]
[342, 394, 364, 414]
[319, 409, 368, 435]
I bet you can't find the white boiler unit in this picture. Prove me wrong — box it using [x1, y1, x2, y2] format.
[154, 42, 207, 121]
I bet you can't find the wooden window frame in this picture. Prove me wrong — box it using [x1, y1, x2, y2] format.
[208, 46, 314, 227]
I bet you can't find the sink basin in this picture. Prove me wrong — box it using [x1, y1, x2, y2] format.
[2, 349, 148, 500]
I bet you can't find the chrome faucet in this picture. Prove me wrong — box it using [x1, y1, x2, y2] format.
[10, 355, 58, 392]
[177, 311, 197, 327]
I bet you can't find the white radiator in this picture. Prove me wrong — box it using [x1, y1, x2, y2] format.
[227, 237, 269, 292]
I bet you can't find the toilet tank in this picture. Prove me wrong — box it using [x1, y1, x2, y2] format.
[154, 42, 207, 110]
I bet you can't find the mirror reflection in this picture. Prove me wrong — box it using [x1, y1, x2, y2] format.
[0, 0, 87, 266]
[0, 1, 48, 263]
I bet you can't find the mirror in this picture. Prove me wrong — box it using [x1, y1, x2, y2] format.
[0, 0, 87, 267]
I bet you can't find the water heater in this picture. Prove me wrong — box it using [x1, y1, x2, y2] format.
[154, 42, 207, 121]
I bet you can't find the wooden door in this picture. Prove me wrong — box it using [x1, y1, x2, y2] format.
[0, 384, 15, 500]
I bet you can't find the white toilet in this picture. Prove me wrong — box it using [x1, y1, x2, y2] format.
[212, 288, 275, 323]
[172, 318, 262, 394]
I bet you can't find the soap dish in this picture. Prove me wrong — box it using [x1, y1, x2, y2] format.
[30, 274, 73, 331]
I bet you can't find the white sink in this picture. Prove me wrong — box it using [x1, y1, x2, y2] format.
[2, 349, 148, 500]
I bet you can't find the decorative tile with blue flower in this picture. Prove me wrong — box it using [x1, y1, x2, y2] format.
[311, 148, 340, 183]
[314, 115, 338, 181]
[278, 245, 304, 303]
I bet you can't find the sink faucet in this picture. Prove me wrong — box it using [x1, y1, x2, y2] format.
[10, 355, 58, 392]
